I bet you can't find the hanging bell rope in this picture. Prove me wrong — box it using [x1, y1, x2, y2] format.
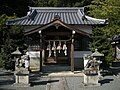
[63, 41, 67, 56]
[51, 41, 56, 56]
[52, 41, 56, 50]
[46, 41, 52, 57]
[48, 49, 52, 57]
[46, 41, 51, 50]
[63, 41, 67, 50]
[46, 40, 69, 57]
[57, 41, 62, 53]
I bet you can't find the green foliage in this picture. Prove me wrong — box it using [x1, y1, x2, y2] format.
[90, 27, 114, 65]
[34, 0, 93, 7]
[88, 0, 120, 65]
[88, 0, 120, 36]
[0, 14, 24, 69]
[0, 53, 5, 67]
[0, 0, 34, 17]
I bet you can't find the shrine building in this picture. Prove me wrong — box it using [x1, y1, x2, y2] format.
[6, 7, 107, 72]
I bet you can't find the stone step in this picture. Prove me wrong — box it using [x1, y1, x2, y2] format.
[42, 65, 70, 72]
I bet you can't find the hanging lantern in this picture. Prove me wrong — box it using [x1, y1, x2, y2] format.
[46, 41, 51, 50]
[52, 41, 56, 50]
[57, 41, 62, 53]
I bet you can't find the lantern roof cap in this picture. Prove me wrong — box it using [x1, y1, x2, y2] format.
[91, 49, 104, 57]
[11, 47, 22, 55]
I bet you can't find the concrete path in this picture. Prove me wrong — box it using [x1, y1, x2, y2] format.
[46, 77, 68, 90]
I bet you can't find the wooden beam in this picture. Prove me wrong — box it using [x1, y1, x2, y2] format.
[44, 32, 71, 36]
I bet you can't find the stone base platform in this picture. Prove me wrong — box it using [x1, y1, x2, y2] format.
[13, 83, 31, 87]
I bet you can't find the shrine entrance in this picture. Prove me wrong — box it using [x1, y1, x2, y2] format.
[41, 25, 74, 72]
[37, 18, 77, 72]
[43, 26, 72, 65]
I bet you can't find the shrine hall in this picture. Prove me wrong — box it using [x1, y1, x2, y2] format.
[6, 7, 107, 72]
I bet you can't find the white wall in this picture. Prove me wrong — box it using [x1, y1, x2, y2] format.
[26, 51, 40, 58]
[23, 25, 41, 32]
[74, 51, 92, 58]
[74, 51, 92, 69]
[26, 51, 40, 70]
[73, 25, 92, 34]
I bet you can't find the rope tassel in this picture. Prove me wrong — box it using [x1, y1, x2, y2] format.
[63, 42, 67, 55]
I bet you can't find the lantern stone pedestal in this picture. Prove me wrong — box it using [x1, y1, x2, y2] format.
[13, 68, 30, 87]
[83, 69, 101, 86]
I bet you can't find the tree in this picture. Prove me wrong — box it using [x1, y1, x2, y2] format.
[34, 0, 93, 7]
[0, 14, 24, 69]
[88, 0, 120, 65]
[0, 0, 34, 17]
[90, 27, 114, 66]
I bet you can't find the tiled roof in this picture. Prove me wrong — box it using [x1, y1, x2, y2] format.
[6, 7, 108, 25]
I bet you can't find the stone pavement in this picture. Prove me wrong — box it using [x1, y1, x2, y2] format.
[0, 68, 120, 90]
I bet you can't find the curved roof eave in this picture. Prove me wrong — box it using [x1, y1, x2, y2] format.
[6, 7, 108, 26]
[85, 15, 108, 25]
[24, 19, 90, 37]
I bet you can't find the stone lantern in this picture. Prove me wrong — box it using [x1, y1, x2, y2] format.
[83, 49, 104, 86]
[11, 47, 22, 70]
[11, 47, 30, 87]
[91, 49, 104, 75]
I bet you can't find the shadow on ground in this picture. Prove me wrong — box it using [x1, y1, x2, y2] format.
[110, 62, 120, 75]
[0, 72, 13, 76]
[30, 71, 59, 86]
[99, 79, 113, 85]
[0, 88, 16, 90]
[0, 80, 14, 85]
[0, 71, 14, 86]
[30, 80, 59, 86]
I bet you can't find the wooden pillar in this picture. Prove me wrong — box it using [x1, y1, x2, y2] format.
[71, 31, 75, 72]
[39, 30, 42, 72]
[42, 49, 45, 65]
